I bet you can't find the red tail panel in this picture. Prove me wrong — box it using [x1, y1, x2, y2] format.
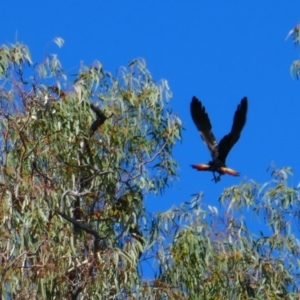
[191, 164, 211, 171]
[220, 167, 240, 176]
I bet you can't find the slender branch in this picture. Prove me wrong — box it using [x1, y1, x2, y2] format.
[128, 140, 168, 182]
[60, 190, 93, 213]
[55, 210, 108, 241]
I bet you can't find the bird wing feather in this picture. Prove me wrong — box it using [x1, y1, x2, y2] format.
[218, 97, 248, 163]
[190, 96, 219, 159]
[90, 103, 107, 120]
[90, 103, 108, 133]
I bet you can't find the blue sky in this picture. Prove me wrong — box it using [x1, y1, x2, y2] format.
[2, 2, 300, 214]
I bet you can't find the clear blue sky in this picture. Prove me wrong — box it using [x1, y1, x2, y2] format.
[2, 2, 300, 214]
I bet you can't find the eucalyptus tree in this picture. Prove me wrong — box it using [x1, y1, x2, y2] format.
[0, 39, 182, 299]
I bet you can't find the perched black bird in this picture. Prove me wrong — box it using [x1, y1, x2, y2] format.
[90, 103, 109, 134]
[190, 96, 248, 182]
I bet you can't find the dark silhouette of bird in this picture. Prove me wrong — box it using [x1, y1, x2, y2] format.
[90, 103, 112, 134]
[190, 96, 248, 182]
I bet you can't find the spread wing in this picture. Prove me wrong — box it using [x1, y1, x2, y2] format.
[90, 103, 107, 121]
[90, 103, 107, 133]
[218, 97, 248, 163]
[190, 96, 219, 159]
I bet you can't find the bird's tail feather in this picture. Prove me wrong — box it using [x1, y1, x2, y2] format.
[219, 167, 240, 176]
[191, 164, 211, 171]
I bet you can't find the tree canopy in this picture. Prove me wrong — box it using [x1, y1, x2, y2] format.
[1, 38, 300, 299]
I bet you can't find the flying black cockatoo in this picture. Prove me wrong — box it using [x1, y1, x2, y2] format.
[190, 96, 248, 182]
[90, 103, 111, 134]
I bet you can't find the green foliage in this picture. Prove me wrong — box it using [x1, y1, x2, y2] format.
[287, 23, 300, 78]
[155, 169, 300, 299]
[0, 40, 182, 299]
